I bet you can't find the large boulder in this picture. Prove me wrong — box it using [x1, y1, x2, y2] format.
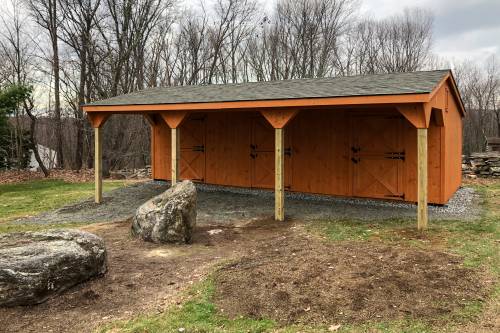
[131, 180, 197, 244]
[0, 229, 107, 307]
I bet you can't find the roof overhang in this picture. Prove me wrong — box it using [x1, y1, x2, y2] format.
[428, 72, 466, 116]
[83, 93, 431, 113]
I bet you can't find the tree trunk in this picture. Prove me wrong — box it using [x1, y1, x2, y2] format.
[25, 102, 49, 177]
[53, 34, 64, 168]
[45, 0, 64, 169]
[74, 35, 87, 170]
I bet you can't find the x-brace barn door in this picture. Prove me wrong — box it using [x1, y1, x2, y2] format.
[350, 115, 405, 200]
[180, 115, 206, 181]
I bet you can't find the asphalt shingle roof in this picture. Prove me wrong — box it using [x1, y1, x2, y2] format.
[88, 70, 450, 106]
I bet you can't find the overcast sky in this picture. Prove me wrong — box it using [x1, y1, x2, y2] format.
[359, 0, 500, 65]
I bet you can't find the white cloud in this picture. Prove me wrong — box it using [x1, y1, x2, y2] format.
[360, 0, 500, 63]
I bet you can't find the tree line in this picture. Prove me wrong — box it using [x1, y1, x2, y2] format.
[0, 0, 499, 173]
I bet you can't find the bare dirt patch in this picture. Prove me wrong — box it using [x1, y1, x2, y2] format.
[214, 230, 491, 325]
[0, 219, 492, 332]
[0, 219, 286, 333]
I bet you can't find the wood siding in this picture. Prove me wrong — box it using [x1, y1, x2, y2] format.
[443, 82, 463, 201]
[403, 120, 442, 204]
[152, 117, 171, 180]
[289, 111, 350, 195]
[151, 101, 460, 204]
[205, 112, 252, 187]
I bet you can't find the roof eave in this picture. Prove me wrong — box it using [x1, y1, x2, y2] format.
[82, 93, 431, 113]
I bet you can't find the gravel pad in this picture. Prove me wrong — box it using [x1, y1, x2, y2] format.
[11, 181, 480, 226]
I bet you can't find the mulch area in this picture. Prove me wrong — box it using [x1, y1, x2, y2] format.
[0, 169, 95, 184]
[214, 230, 492, 325]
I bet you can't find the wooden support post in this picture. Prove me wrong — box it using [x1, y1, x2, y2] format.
[171, 127, 180, 185]
[94, 127, 102, 204]
[275, 128, 284, 221]
[417, 128, 428, 230]
[160, 111, 189, 186]
[260, 109, 299, 222]
[88, 112, 109, 204]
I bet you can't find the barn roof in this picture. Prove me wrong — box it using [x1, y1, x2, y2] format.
[88, 70, 451, 106]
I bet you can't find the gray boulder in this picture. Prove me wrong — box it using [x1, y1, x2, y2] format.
[0, 229, 107, 307]
[131, 180, 197, 244]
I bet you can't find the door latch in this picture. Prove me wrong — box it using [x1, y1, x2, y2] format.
[384, 151, 405, 161]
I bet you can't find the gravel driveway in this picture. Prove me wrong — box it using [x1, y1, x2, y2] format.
[11, 181, 481, 226]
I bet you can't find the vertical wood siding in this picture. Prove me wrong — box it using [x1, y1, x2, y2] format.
[151, 98, 461, 204]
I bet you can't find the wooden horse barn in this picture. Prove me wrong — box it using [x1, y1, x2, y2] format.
[83, 70, 465, 230]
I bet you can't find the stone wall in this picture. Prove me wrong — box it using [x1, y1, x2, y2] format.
[109, 165, 152, 179]
[462, 152, 500, 179]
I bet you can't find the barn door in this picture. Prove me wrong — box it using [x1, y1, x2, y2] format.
[250, 116, 291, 189]
[180, 115, 206, 181]
[351, 115, 404, 200]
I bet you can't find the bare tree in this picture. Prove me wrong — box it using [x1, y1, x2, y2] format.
[376, 8, 433, 73]
[1, 0, 49, 174]
[0, 1, 28, 164]
[24, 95, 50, 176]
[58, 0, 101, 170]
[27, 0, 65, 168]
[2, 0, 493, 171]
[455, 56, 500, 153]
[245, 0, 355, 81]
[207, 0, 258, 83]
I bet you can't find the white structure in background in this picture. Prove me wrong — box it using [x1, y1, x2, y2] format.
[28, 144, 57, 171]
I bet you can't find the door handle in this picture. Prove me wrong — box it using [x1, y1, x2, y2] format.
[351, 157, 360, 164]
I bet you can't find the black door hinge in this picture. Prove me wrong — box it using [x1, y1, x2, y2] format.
[192, 145, 205, 152]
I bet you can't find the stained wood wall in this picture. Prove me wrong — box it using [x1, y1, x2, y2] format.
[151, 81, 462, 205]
[443, 86, 463, 200]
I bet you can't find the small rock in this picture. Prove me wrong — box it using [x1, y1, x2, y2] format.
[207, 229, 223, 235]
[329, 324, 341, 331]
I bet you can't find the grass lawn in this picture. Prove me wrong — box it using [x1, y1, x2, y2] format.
[99, 279, 276, 333]
[100, 181, 500, 333]
[0, 179, 127, 223]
